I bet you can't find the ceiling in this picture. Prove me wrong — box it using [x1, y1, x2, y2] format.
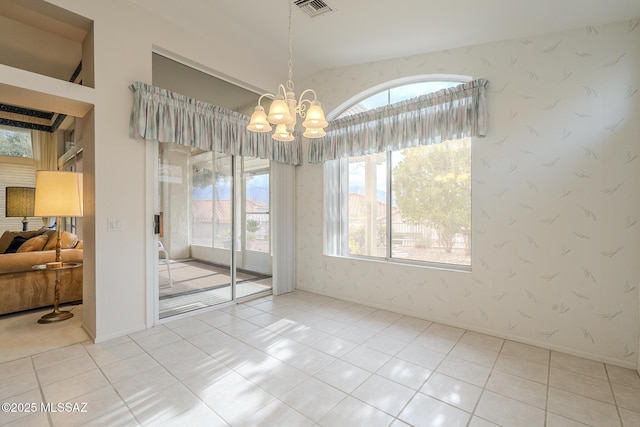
[130, 0, 640, 82]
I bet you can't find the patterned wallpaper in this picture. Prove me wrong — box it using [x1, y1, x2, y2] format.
[295, 20, 640, 368]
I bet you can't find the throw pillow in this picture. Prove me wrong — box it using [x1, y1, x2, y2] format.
[17, 234, 49, 253]
[60, 231, 79, 249]
[4, 236, 28, 253]
[43, 231, 78, 251]
[0, 230, 46, 253]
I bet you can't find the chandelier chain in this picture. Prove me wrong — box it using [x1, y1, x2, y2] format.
[287, 0, 294, 91]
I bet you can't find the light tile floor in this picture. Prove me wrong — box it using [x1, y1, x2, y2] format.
[0, 305, 87, 364]
[1, 291, 639, 426]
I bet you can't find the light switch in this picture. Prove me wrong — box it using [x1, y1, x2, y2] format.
[107, 218, 123, 231]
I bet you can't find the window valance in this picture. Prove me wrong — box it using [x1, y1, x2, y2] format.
[308, 78, 488, 163]
[129, 81, 303, 166]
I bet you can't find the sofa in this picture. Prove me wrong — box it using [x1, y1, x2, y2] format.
[0, 228, 83, 316]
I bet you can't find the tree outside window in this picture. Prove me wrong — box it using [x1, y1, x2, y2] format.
[392, 139, 471, 265]
[0, 127, 32, 158]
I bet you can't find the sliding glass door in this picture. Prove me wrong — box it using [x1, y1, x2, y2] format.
[156, 143, 272, 320]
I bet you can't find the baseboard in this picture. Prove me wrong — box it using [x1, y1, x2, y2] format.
[90, 324, 147, 344]
[80, 322, 96, 342]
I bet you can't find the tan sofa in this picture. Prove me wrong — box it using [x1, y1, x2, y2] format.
[0, 229, 83, 316]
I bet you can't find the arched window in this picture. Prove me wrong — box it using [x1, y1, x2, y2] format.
[324, 77, 473, 269]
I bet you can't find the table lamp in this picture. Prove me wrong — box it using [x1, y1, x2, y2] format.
[5, 187, 35, 231]
[34, 171, 83, 266]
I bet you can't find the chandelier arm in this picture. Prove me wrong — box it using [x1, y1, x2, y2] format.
[277, 84, 288, 98]
[257, 93, 276, 106]
[298, 89, 318, 103]
[296, 89, 319, 117]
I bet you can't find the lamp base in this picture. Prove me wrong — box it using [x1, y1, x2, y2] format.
[38, 309, 73, 324]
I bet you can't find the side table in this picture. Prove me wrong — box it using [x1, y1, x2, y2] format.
[32, 262, 83, 324]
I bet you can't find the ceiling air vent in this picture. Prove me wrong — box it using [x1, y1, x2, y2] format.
[294, 0, 333, 17]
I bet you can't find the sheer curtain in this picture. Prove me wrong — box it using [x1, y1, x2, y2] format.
[271, 162, 296, 295]
[309, 78, 488, 163]
[31, 130, 57, 171]
[129, 81, 303, 166]
[324, 159, 348, 255]
[31, 130, 57, 228]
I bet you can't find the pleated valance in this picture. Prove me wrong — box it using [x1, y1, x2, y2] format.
[129, 81, 303, 166]
[308, 78, 488, 163]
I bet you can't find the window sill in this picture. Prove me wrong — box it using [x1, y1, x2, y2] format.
[0, 155, 34, 165]
[326, 253, 471, 273]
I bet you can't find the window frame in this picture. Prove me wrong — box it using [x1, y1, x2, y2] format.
[324, 75, 473, 272]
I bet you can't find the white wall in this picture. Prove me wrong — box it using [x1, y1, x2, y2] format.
[297, 20, 640, 368]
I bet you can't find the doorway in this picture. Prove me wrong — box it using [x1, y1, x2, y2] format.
[156, 142, 272, 320]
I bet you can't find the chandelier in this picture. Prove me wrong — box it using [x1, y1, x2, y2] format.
[246, 1, 328, 142]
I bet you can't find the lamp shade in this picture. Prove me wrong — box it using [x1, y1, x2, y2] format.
[303, 127, 327, 138]
[5, 187, 35, 217]
[302, 103, 328, 129]
[34, 171, 83, 217]
[246, 106, 272, 132]
[272, 124, 295, 142]
[267, 99, 294, 124]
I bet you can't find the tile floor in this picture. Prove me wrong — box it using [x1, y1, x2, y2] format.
[1, 291, 640, 426]
[0, 304, 86, 364]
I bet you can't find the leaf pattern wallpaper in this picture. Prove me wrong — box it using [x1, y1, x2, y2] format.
[295, 20, 640, 368]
